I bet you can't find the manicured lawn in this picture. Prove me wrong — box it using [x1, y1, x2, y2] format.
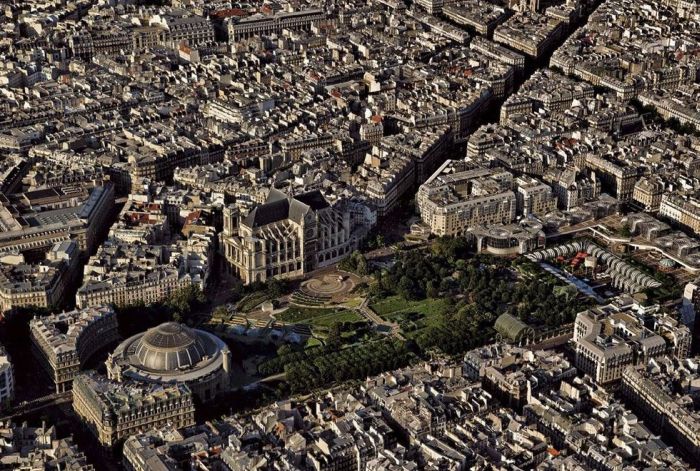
[312, 311, 364, 328]
[343, 297, 363, 308]
[237, 291, 274, 312]
[306, 337, 324, 348]
[371, 295, 450, 320]
[370, 295, 451, 337]
[278, 306, 363, 327]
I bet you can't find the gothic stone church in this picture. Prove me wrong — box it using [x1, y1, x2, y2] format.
[221, 189, 356, 284]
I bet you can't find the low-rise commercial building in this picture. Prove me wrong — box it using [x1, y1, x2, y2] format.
[469, 220, 545, 255]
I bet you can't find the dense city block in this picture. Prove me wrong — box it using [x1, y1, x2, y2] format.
[0, 0, 699, 469]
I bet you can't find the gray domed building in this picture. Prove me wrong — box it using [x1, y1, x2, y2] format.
[106, 322, 231, 402]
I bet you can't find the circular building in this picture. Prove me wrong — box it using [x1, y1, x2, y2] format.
[107, 322, 231, 402]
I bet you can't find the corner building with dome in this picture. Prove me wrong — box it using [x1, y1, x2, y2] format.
[106, 322, 231, 402]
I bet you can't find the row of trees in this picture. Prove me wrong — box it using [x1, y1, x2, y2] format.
[167, 284, 206, 322]
[259, 336, 413, 385]
[283, 339, 413, 393]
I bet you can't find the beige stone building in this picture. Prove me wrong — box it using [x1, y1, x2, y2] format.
[549, 167, 601, 211]
[0, 182, 114, 257]
[659, 194, 700, 236]
[417, 161, 516, 237]
[493, 12, 565, 59]
[30, 305, 119, 393]
[221, 189, 355, 284]
[583, 154, 638, 202]
[515, 176, 557, 217]
[632, 177, 664, 212]
[621, 363, 700, 461]
[0, 240, 80, 315]
[573, 302, 690, 385]
[354, 127, 452, 217]
[76, 235, 212, 309]
[0, 345, 13, 409]
[72, 373, 195, 447]
[226, 8, 325, 41]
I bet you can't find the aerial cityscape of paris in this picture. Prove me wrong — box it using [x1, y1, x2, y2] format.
[0, 0, 699, 469]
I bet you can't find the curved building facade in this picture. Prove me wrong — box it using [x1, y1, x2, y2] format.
[107, 322, 231, 402]
[30, 305, 120, 393]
